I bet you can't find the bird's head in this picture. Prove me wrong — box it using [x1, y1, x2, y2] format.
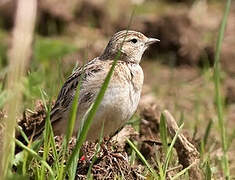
[101, 30, 159, 63]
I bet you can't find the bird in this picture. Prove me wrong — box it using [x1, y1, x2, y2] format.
[50, 30, 159, 140]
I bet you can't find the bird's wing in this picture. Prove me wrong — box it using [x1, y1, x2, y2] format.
[50, 57, 106, 124]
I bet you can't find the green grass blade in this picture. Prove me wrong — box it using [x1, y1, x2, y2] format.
[203, 119, 213, 147]
[16, 125, 29, 144]
[171, 162, 195, 180]
[40, 88, 49, 112]
[22, 148, 28, 176]
[160, 113, 168, 153]
[87, 122, 104, 179]
[205, 160, 212, 180]
[65, 72, 83, 146]
[178, 111, 184, 126]
[41, 107, 53, 180]
[213, 0, 231, 178]
[65, 31, 126, 178]
[200, 119, 213, 157]
[42, 101, 60, 176]
[65, 11, 136, 175]
[46, 118, 60, 176]
[129, 116, 141, 165]
[13, 138, 43, 166]
[60, 71, 83, 180]
[15, 139, 55, 178]
[156, 150, 164, 179]
[127, 139, 158, 179]
[39, 89, 59, 179]
[64, 49, 120, 174]
[163, 123, 184, 177]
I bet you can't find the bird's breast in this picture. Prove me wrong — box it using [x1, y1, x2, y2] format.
[100, 63, 144, 123]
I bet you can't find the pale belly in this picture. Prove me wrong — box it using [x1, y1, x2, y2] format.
[75, 85, 141, 140]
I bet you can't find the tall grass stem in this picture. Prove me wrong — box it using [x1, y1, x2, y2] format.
[213, 0, 231, 178]
[0, 0, 37, 178]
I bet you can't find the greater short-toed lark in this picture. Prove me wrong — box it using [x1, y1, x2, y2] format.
[50, 30, 159, 140]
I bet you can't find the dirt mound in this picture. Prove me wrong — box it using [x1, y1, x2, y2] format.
[77, 140, 143, 179]
[37, 136, 144, 179]
[15, 99, 203, 179]
[17, 100, 47, 140]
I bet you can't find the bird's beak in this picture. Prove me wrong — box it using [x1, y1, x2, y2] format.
[145, 38, 160, 46]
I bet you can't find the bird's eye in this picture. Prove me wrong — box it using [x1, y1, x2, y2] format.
[130, 38, 138, 43]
